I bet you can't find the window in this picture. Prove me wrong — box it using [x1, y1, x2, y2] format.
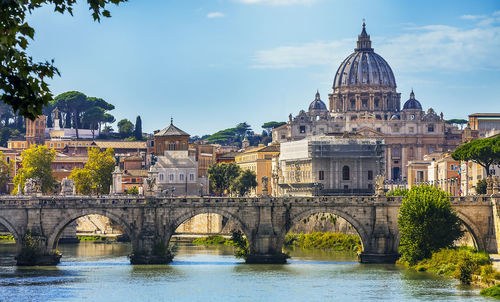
[368, 170, 373, 180]
[342, 166, 350, 180]
[319, 171, 324, 180]
[189, 173, 195, 181]
[374, 99, 379, 107]
[376, 128, 381, 133]
[132, 178, 136, 183]
[368, 184, 373, 190]
[179, 174, 184, 181]
[169, 174, 174, 181]
[281, 135, 286, 139]
[6, 157, 9, 163]
[344, 185, 349, 190]
[428, 124, 434, 132]
[159, 174, 164, 181]
[352, 128, 357, 132]
[362, 99, 368, 108]
[299, 126, 306, 134]
[151, 141, 154, 147]
[409, 127, 414, 133]
[393, 147, 400, 157]
[350, 99, 355, 108]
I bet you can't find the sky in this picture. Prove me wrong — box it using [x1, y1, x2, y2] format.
[27, 0, 500, 136]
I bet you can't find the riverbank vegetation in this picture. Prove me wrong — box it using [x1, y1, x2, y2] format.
[191, 232, 250, 259]
[284, 232, 361, 252]
[0, 234, 14, 241]
[192, 235, 228, 246]
[481, 285, 500, 299]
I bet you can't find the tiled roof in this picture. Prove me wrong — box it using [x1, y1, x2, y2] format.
[154, 123, 190, 137]
[92, 141, 147, 149]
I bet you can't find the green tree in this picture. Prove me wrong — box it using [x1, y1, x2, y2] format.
[452, 135, 500, 176]
[476, 179, 487, 195]
[70, 147, 115, 195]
[117, 119, 134, 138]
[207, 163, 241, 195]
[398, 185, 464, 265]
[0, 0, 126, 120]
[134, 116, 143, 140]
[0, 151, 13, 192]
[54, 91, 91, 139]
[262, 121, 286, 135]
[446, 119, 468, 130]
[231, 169, 258, 196]
[12, 145, 56, 194]
[82, 107, 105, 139]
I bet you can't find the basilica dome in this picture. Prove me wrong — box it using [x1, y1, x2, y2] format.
[402, 90, 422, 110]
[333, 23, 396, 90]
[309, 91, 327, 111]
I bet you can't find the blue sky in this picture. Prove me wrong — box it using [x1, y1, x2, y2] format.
[27, 0, 500, 136]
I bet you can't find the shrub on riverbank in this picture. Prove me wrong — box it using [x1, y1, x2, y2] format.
[481, 284, 500, 299]
[192, 235, 227, 245]
[404, 247, 496, 285]
[284, 232, 361, 252]
[0, 234, 15, 241]
[77, 235, 115, 242]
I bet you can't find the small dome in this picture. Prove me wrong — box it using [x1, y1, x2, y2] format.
[403, 90, 422, 110]
[309, 91, 327, 111]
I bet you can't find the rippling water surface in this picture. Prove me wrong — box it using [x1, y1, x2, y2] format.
[0, 242, 492, 301]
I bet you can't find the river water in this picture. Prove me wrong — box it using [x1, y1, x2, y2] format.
[0, 242, 493, 301]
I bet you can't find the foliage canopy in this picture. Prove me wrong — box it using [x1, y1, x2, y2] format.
[397, 185, 464, 265]
[70, 147, 115, 195]
[0, 0, 126, 120]
[12, 145, 56, 194]
[452, 135, 500, 176]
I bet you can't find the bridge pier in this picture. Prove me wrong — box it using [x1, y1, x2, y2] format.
[358, 253, 399, 264]
[15, 231, 61, 266]
[129, 224, 173, 265]
[246, 234, 288, 264]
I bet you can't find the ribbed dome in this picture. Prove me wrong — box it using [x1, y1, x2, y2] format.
[403, 90, 422, 110]
[309, 91, 327, 111]
[333, 23, 396, 89]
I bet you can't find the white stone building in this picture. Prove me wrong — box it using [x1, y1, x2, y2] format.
[275, 134, 385, 196]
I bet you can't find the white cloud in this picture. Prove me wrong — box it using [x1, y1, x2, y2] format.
[252, 11, 500, 73]
[235, 0, 316, 5]
[207, 12, 225, 18]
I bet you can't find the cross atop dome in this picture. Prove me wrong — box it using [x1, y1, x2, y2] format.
[356, 20, 373, 52]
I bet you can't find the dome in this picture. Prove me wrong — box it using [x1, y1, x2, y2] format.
[309, 91, 327, 111]
[403, 90, 422, 110]
[333, 23, 396, 89]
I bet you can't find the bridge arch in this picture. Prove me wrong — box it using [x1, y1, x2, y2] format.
[0, 215, 21, 243]
[47, 209, 136, 251]
[167, 208, 252, 245]
[280, 208, 370, 252]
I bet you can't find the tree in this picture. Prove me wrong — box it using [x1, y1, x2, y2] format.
[262, 121, 286, 135]
[231, 169, 258, 196]
[134, 116, 143, 140]
[0, 0, 126, 120]
[398, 185, 463, 265]
[476, 179, 487, 195]
[82, 107, 105, 139]
[70, 147, 115, 195]
[452, 136, 500, 176]
[446, 119, 468, 130]
[0, 151, 13, 192]
[117, 119, 134, 138]
[12, 145, 56, 194]
[54, 91, 90, 139]
[207, 163, 241, 195]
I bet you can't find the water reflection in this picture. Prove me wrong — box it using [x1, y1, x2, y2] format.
[0, 242, 487, 302]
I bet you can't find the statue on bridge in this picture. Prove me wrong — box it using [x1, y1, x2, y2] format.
[23, 177, 41, 195]
[261, 176, 269, 196]
[375, 174, 385, 196]
[60, 178, 75, 196]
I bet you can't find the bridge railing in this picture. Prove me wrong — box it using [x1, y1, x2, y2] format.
[0, 195, 492, 207]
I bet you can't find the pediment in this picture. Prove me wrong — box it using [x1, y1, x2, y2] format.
[356, 127, 384, 137]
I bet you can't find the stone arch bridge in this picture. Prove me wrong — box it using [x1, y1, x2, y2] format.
[0, 195, 499, 265]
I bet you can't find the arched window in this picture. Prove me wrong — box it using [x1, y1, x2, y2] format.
[342, 166, 350, 180]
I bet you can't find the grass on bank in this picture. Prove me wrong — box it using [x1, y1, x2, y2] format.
[77, 235, 116, 242]
[0, 234, 15, 241]
[481, 284, 500, 299]
[284, 232, 362, 252]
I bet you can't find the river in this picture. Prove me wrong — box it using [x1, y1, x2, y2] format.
[0, 242, 493, 301]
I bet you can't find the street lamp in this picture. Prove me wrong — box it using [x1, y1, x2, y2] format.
[171, 186, 175, 198]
